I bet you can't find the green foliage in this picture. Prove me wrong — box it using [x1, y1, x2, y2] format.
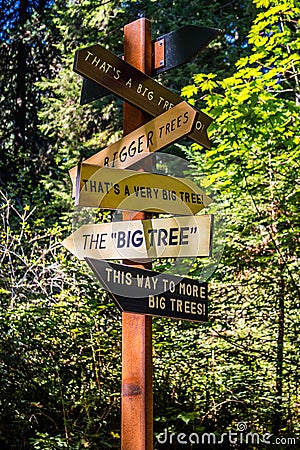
[0, 0, 65, 198]
[178, 0, 300, 441]
[1, 0, 300, 448]
[0, 191, 122, 448]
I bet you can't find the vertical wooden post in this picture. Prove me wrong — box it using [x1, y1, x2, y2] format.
[121, 18, 153, 450]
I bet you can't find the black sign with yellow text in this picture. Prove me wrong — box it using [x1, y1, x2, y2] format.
[85, 258, 208, 322]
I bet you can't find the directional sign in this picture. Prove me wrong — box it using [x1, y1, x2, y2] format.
[85, 258, 208, 322]
[69, 101, 196, 193]
[74, 44, 212, 149]
[80, 25, 221, 104]
[62, 214, 213, 261]
[154, 25, 221, 74]
[75, 164, 212, 215]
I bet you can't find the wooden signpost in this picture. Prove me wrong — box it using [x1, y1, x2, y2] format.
[85, 258, 208, 322]
[64, 17, 220, 450]
[62, 214, 213, 261]
[68, 101, 196, 192]
[74, 43, 212, 149]
[75, 164, 212, 215]
[120, 19, 153, 450]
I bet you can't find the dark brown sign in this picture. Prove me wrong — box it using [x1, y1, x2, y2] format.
[80, 25, 221, 104]
[85, 258, 208, 322]
[74, 44, 212, 149]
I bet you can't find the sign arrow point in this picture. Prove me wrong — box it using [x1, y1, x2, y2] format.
[61, 234, 76, 258]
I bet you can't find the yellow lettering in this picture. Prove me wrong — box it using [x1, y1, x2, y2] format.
[197, 303, 205, 315]
[190, 302, 196, 314]
[92, 56, 101, 67]
[199, 286, 206, 299]
[193, 285, 198, 297]
[149, 295, 165, 309]
[114, 69, 121, 80]
[184, 301, 190, 313]
[125, 272, 132, 286]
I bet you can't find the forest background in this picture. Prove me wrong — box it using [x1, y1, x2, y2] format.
[0, 0, 299, 448]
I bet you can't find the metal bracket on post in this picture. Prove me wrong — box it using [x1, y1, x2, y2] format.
[154, 39, 165, 70]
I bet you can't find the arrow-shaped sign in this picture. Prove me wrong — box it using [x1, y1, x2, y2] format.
[75, 164, 212, 215]
[85, 258, 208, 322]
[80, 25, 221, 105]
[62, 214, 213, 261]
[74, 44, 212, 149]
[69, 101, 196, 193]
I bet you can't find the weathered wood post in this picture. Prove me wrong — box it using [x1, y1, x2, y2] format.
[121, 18, 153, 450]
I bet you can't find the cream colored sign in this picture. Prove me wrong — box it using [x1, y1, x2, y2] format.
[62, 215, 213, 261]
[76, 164, 212, 215]
[69, 101, 196, 194]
